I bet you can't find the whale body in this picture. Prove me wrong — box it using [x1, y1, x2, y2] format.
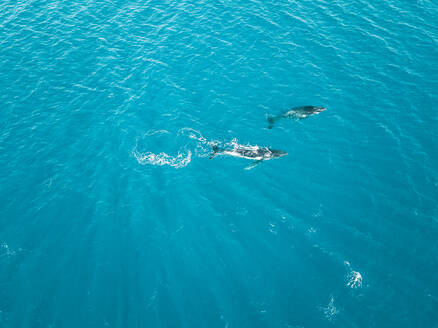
[267, 105, 326, 129]
[210, 143, 287, 170]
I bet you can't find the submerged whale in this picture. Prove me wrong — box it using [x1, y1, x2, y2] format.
[267, 105, 326, 129]
[210, 143, 287, 170]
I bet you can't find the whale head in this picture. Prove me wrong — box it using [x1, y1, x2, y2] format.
[270, 149, 288, 158]
[306, 106, 326, 114]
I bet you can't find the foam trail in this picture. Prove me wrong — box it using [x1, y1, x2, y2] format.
[134, 150, 192, 169]
[178, 128, 219, 158]
[322, 295, 339, 322]
[178, 128, 209, 144]
[178, 128, 218, 147]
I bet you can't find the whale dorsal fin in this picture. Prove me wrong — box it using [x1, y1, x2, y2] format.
[209, 145, 221, 159]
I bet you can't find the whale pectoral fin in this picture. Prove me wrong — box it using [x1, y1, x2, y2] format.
[267, 116, 275, 129]
[245, 159, 263, 170]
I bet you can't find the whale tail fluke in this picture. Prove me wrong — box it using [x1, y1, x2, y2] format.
[267, 116, 275, 129]
[210, 145, 221, 159]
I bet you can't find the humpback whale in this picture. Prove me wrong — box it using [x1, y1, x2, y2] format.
[267, 105, 326, 129]
[210, 143, 287, 170]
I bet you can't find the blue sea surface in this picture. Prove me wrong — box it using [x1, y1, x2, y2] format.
[1, 0, 437, 327]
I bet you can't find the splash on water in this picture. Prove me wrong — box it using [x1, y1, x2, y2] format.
[344, 261, 363, 288]
[134, 150, 192, 169]
[133, 128, 197, 168]
[347, 271, 363, 289]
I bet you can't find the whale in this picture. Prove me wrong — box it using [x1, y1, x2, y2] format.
[209, 143, 287, 170]
[267, 105, 326, 129]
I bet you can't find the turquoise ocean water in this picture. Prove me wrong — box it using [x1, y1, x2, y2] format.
[1, 0, 437, 327]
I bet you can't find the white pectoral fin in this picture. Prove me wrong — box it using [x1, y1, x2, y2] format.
[245, 159, 263, 170]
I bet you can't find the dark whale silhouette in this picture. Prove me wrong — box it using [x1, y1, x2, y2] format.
[267, 105, 327, 129]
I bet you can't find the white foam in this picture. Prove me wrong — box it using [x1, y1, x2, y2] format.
[344, 261, 363, 288]
[178, 128, 209, 144]
[347, 270, 363, 288]
[134, 150, 191, 169]
[145, 129, 170, 136]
